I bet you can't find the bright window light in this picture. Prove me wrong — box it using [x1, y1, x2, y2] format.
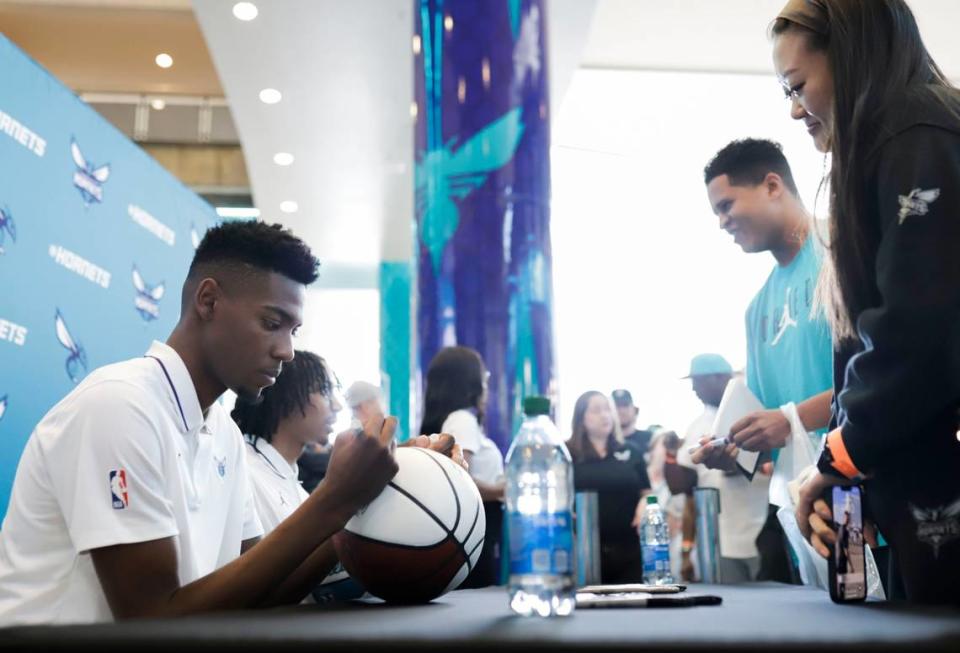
[551, 69, 828, 434]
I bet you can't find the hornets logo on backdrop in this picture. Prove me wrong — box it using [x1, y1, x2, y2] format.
[0, 395, 7, 423]
[0, 205, 15, 255]
[70, 138, 110, 206]
[54, 308, 87, 383]
[132, 265, 165, 321]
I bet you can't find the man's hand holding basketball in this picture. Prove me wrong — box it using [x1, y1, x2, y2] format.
[407, 433, 467, 470]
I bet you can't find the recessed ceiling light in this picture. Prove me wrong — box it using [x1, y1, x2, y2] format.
[232, 2, 258, 21]
[410, 102, 419, 119]
[412, 34, 421, 55]
[273, 152, 294, 166]
[259, 88, 282, 104]
[444, 15, 454, 32]
[155, 53, 173, 69]
[280, 200, 298, 214]
[150, 98, 166, 111]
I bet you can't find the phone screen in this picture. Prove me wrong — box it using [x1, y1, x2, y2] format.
[832, 486, 866, 601]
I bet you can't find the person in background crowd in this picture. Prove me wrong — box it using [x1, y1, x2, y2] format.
[646, 428, 687, 581]
[612, 389, 654, 458]
[345, 380, 385, 426]
[772, 0, 960, 604]
[297, 441, 330, 494]
[232, 351, 361, 601]
[420, 346, 505, 587]
[568, 391, 652, 583]
[668, 354, 771, 583]
[695, 138, 835, 583]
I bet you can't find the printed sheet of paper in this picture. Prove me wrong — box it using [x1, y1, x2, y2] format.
[711, 378, 764, 479]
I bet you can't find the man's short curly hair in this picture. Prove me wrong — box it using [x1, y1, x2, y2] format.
[703, 138, 799, 197]
[188, 220, 319, 285]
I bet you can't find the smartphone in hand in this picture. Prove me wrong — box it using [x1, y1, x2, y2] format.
[827, 485, 867, 603]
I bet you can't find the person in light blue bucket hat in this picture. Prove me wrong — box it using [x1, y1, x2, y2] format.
[682, 353, 734, 379]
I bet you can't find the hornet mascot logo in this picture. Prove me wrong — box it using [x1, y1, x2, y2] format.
[132, 265, 165, 321]
[0, 206, 15, 255]
[55, 309, 88, 383]
[71, 138, 111, 206]
[911, 498, 960, 557]
[415, 107, 525, 274]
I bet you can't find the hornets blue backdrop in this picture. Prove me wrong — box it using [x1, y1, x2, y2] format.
[0, 35, 218, 522]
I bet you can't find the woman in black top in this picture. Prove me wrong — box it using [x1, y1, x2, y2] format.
[567, 391, 651, 583]
[772, 0, 960, 603]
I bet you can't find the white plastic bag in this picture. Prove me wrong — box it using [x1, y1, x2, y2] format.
[769, 402, 820, 510]
[773, 403, 885, 599]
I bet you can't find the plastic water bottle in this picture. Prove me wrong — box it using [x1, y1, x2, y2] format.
[640, 495, 674, 585]
[505, 396, 576, 617]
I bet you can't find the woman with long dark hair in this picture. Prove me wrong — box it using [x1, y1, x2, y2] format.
[420, 346, 505, 586]
[568, 391, 651, 583]
[420, 346, 505, 498]
[771, 0, 960, 603]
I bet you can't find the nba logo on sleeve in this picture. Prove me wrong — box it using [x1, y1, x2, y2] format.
[109, 469, 129, 509]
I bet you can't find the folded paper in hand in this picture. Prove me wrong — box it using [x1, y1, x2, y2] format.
[711, 378, 763, 479]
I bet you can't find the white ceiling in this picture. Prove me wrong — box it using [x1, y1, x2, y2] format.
[192, 0, 960, 286]
[580, 0, 960, 77]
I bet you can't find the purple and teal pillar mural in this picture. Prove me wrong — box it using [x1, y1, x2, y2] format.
[413, 0, 555, 451]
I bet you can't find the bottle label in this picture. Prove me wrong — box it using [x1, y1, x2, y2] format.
[642, 544, 670, 575]
[508, 510, 574, 575]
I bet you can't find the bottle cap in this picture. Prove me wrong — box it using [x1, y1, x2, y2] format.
[646, 495, 659, 505]
[522, 396, 551, 416]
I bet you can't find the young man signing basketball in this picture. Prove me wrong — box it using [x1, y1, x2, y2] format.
[0, 221, 456, 624]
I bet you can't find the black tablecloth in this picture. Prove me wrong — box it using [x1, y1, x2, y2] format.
[3, 583, 959, 652]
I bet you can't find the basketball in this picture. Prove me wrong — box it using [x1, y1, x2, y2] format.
[332, 446, 486, 603]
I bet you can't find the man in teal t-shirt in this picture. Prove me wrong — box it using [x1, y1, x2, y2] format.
[744, 233, 833, 445]
[696, 139, 834, 583]
[699, 138, 833, 458]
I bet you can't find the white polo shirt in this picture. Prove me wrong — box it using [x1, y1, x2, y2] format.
[678, 405, 769, 560]
[0, 341, 263, 625]
[243, 437, 353, 598]
[244, 437, 309, 533]
[441, 409, 504, 486]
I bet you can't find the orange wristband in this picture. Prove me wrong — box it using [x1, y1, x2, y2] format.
[826, 428, 863, 480]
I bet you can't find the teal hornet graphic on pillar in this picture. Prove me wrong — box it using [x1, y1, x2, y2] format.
[415, 107, 525, 274]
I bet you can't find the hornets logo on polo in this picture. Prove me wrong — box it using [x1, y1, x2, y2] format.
[132, 265, 165, 321]
[70, 138, 110, 206]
